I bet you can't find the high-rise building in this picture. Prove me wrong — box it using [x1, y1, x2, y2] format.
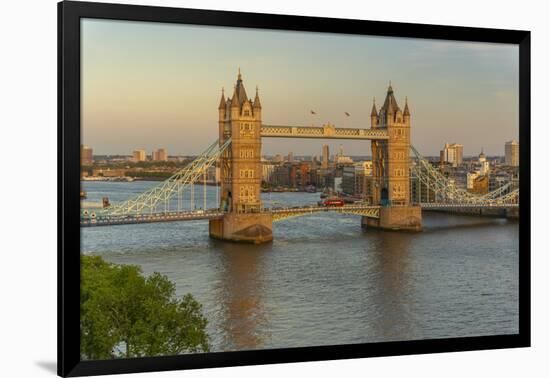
[81, 145, 93, 166]
[440, 143, 463, 166]
[133, 149, 147, 162]
[287, 151, 294, 163]
[505, 140, 519, 167]
[322, 144, 329, 169]
[152, 148, 168, 161]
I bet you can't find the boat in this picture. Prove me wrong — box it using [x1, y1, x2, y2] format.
[306, 185, 316, 193]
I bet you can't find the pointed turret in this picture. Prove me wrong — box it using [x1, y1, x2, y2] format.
[371, 97, 378, 117]
[370, 97, 378, 128]
[403, 96, 410, 116]
[253, 86, 262, 108]
[218, 87, 226, 110]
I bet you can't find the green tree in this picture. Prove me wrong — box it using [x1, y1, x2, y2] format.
[80, 255, 210, 360]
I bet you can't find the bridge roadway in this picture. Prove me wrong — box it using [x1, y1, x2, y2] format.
[80, 204, 381, 227]
[420, 203, 519, 210]
[80, 203, 518, 227]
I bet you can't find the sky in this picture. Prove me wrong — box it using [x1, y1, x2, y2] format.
[81, 18, 519, 157]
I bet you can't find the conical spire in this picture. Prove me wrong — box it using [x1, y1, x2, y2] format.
[381, 81, 400, 114]
[371, 97, 378, 117]
[231, 68, 248, 107]
[253, 85, 261, 108]
[403, 96, 410, 116]
[218, 87, 226, 110]
[231, 84, 239, 108]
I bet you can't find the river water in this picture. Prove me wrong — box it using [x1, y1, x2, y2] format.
[81, 181, 519, 352]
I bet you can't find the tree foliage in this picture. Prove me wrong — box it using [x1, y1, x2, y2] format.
[80, 255, 210, 360]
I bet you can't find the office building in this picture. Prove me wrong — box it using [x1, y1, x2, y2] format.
[133, 149, 147, 162]
[152, 148, 168, 161]
[505, 140, 519, 167]
[81, 145, 93, 166]
[440, 143, 463, 166]
[322, 144, 329, 169]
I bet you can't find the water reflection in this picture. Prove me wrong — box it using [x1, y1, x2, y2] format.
[365, 231, 419, 341]
[214, 241, 271, 351]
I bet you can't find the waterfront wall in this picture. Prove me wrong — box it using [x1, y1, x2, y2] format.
[362, 205, 423, 232]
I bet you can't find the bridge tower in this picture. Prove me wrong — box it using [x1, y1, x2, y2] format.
[364, 84, 422, 231]
[209, 70, 273, 243]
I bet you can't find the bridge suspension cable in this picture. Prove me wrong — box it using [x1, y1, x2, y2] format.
[410, 145, 519, 206]
[103, 138, 231, 216]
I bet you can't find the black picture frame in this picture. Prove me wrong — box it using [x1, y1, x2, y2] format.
[58, 1, 531, 376]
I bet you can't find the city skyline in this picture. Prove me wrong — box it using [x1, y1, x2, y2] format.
[82, 19, 519, 156]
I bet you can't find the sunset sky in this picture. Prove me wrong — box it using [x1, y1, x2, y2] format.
[81, 18, 519, 157]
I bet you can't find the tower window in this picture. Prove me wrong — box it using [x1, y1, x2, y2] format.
[244, 110, 250, 116]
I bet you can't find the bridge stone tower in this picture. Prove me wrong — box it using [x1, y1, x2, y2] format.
[364, 84, 422, 231]
[209, 70, 273, 243]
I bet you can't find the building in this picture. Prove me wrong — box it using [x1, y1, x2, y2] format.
[297, 162, 311, 189]
[81, 145, 93, 166]
[440, 143, 463, 166]
[322, 144, 329, 169]
[505, 140, 519, 167]
[342, 161, 373, 199]
[287, 151, 294, 163]
[471, 175, 489, 194]
[261, 160, 276, 184]
[334, 177, 343, 193]
[133, 149, 147, 162]
[272, 163, 290, 187]
[467, 171, 480, 190]
[152, 148, 168, 161]
[336, 155, 354, 164]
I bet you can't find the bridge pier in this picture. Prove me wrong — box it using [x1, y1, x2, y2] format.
[209, 212, 273, 244]
[362, 205, 422, 232]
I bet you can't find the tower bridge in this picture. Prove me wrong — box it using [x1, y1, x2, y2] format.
[81, 70, 519, 242]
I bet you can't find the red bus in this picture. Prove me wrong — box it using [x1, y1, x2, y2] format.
[323, 198, 345, 207]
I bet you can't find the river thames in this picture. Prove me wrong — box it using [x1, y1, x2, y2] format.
[81, 181, 519, 352]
